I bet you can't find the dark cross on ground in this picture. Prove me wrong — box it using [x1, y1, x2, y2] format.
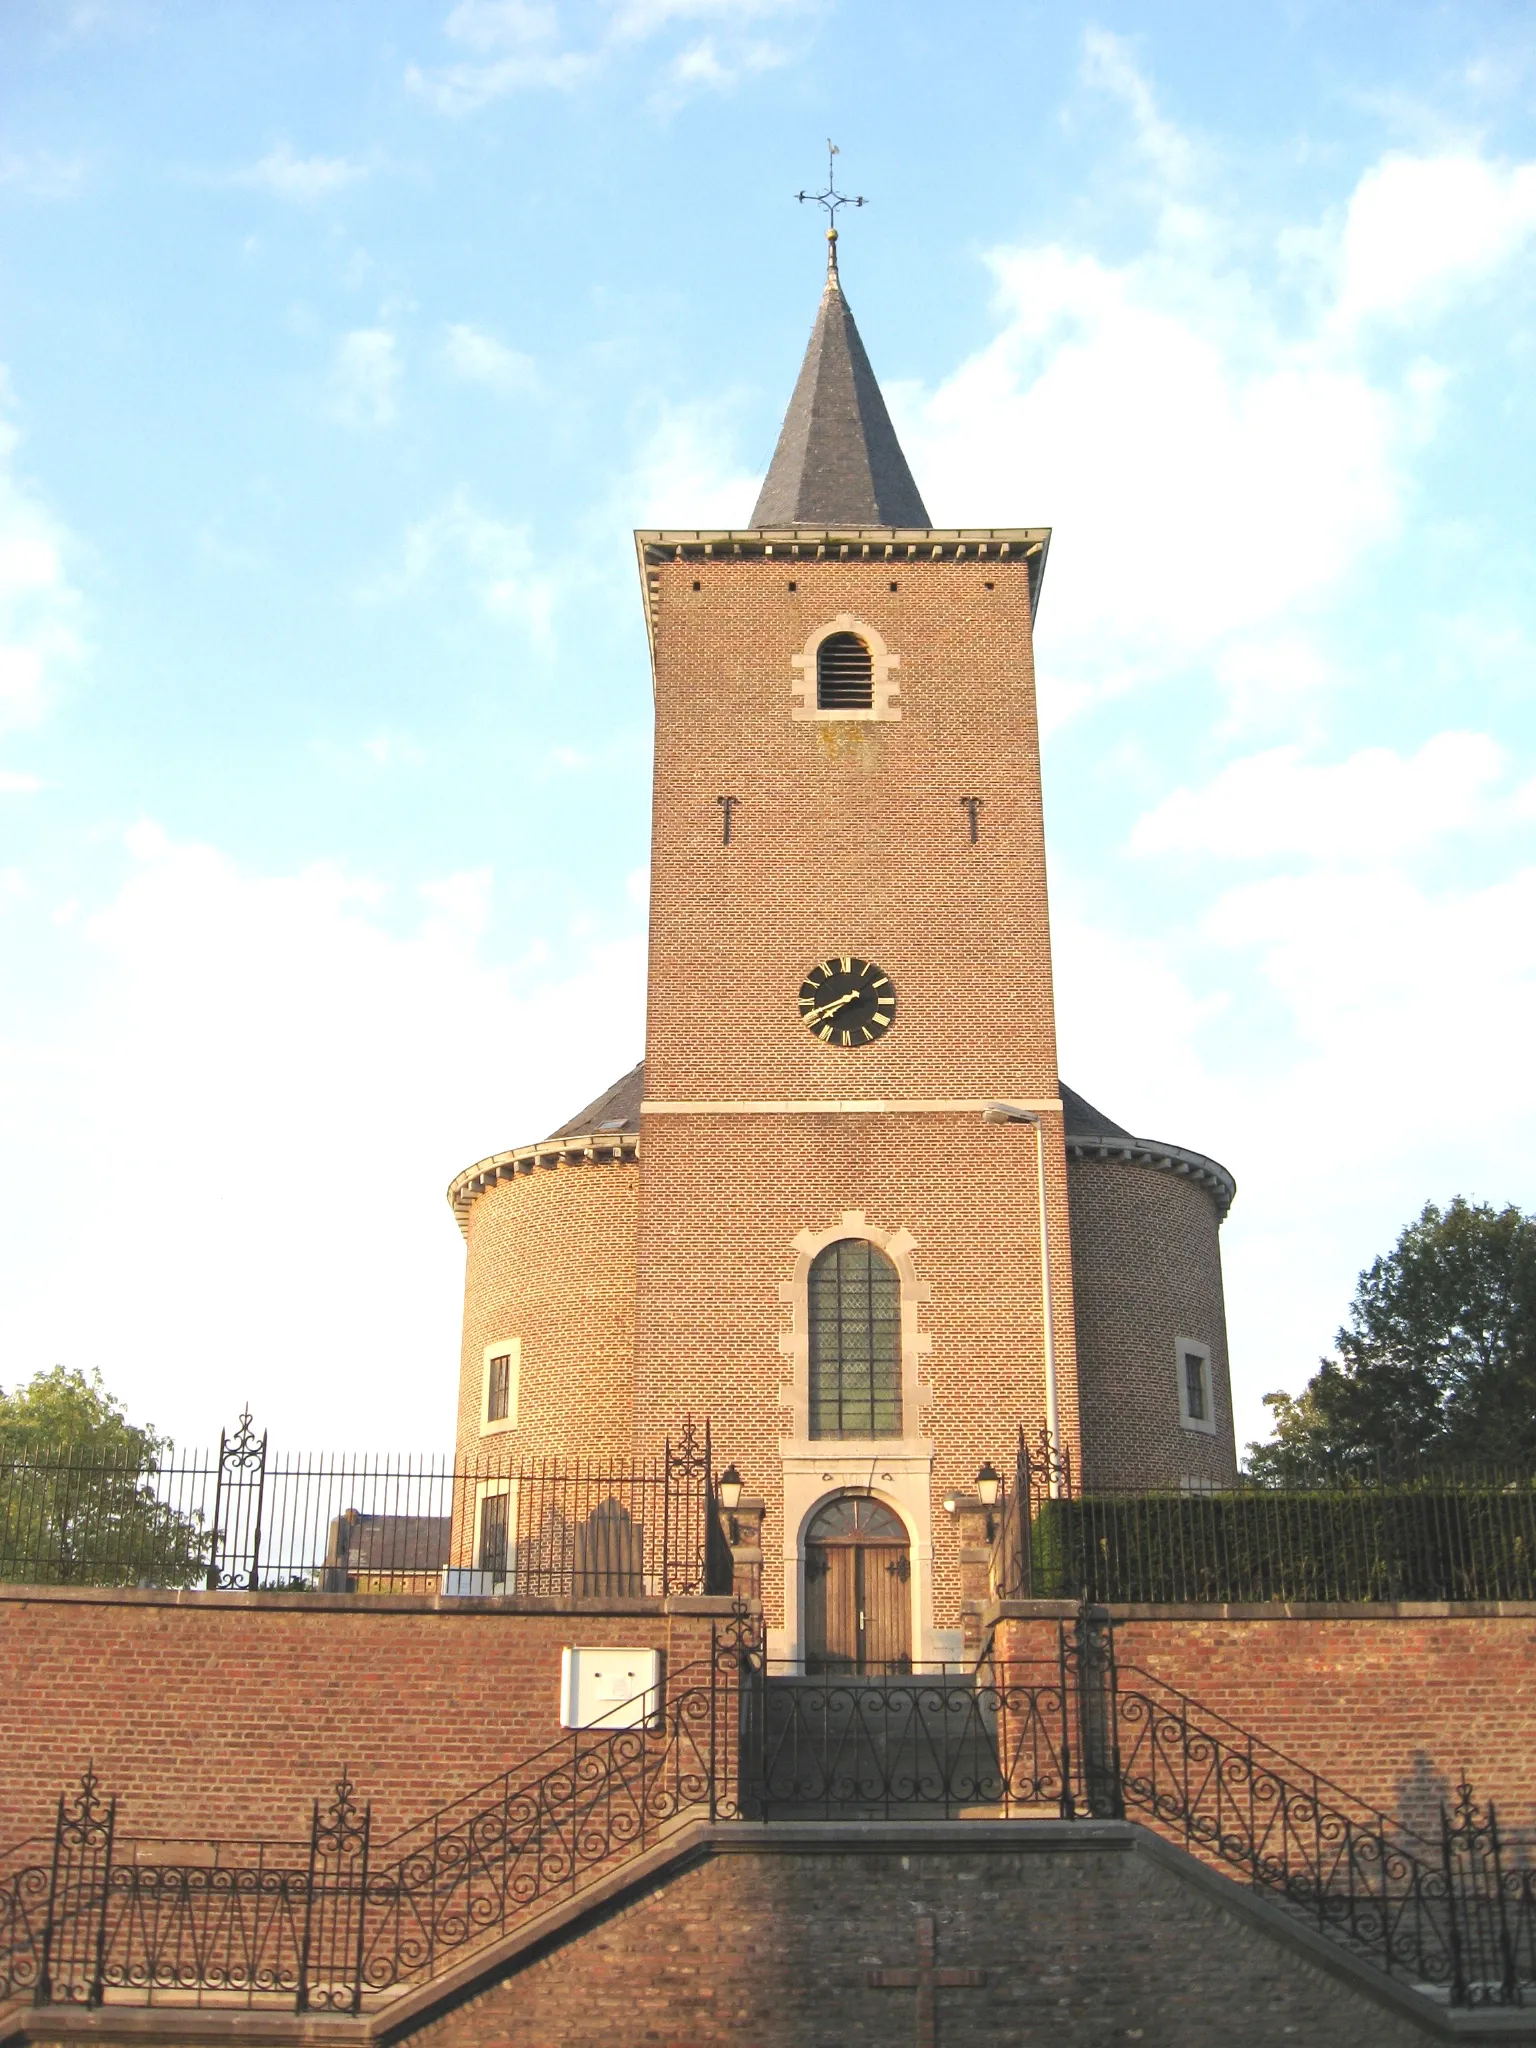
[797, 139, 865, 276]
[867, 1912, 986, 2048]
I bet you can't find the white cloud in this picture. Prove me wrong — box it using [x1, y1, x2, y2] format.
[408, 0, 803, 111]
[1333, 153, 1536, 331]
[442, 322, 537, 395]
[0, 150, 88, 199]
[0, 395, 87, 739]
[366, 491, 558, 645]
[906, 240, 1418, 723]
[898, 57, 1535, 735]
[0, 769, 43, 794]
[1081, 27, 1197, 187]
[619, 402, 759, 528]
[0, 826, 646, 1446]
[331, 328, 400, 428]
[235, 142, 369, 205]
[1132, 732, 1514, 864]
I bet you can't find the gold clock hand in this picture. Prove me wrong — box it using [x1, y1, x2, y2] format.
[803, 989, 861, 1027]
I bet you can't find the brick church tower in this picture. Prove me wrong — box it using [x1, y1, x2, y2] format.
[448, 229, 1239, 1667]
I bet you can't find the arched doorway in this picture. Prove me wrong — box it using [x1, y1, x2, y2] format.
[804, 1494, 911, 1675]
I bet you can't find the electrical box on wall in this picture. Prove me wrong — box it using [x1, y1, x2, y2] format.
[559, 1646, 662, 1730]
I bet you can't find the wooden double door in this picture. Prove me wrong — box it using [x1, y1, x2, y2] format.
[804, 1494, 912, 1675]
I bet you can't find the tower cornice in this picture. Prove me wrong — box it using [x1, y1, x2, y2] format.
[632, 526, 1051, 675]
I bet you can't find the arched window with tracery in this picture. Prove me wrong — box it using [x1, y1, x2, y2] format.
[808, 1238, 902, 1437]
[816, 631, 874, 711]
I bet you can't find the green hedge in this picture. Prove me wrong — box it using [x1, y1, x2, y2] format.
[1024, 1485, 1536, 1603]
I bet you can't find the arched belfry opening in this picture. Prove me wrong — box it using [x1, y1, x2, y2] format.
[803, 1494, 912, 1675]
[808, 1238, 902, 1437]
[816, 630, 874, 711]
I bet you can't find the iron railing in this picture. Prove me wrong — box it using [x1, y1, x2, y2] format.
[990, 1426, 1536, 1604]
[0, 1618, 756, 2014]
[2, 1612, 1533, 2013]
[0, 1413, 734, 1600]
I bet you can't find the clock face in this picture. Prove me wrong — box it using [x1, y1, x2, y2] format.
[798, 956, 897, 1047]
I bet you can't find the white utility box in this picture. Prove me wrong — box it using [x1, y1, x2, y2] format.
[559, 1647, 662, 1730]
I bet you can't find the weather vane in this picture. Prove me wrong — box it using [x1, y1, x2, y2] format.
[797, 140, 865, 277]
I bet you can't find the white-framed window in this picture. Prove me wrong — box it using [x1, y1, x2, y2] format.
[1175, 1338, 1216, 1435]
[480, 1338, 520, 1435]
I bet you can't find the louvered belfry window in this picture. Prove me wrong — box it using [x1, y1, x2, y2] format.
[809, 1239, 902, 1438]
[816, 631, 874, 710]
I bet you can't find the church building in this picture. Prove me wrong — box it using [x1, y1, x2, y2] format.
[445, 226, 1238, 1673]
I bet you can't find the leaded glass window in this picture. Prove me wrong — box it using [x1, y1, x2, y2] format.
[808, 1239, 902, 1438]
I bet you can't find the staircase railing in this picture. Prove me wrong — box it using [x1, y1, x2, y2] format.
[4, 1608, 1533, 2014]
[0, 1616, 756, 2015]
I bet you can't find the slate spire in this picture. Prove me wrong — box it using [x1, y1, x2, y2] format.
[749, 229, 932, 530]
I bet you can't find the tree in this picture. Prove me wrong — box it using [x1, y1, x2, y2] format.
[1246, 1198, 1536, 1485]
[0, 1366, 211, 1586]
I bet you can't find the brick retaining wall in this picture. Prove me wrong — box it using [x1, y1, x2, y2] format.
[0, 1586, 731, 1852]
[994, 1602, 1536, 1834]
[409, 1829, 1440, 2047]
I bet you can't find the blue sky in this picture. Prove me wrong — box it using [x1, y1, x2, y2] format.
[1, 0, 1533, 1452]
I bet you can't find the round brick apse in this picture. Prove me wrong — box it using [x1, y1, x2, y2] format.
[1066, 1154, 1237, 1489]
[455, 1153, 641, 1469]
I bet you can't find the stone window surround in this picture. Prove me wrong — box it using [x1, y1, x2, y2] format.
[480, 1337, 521, 1436]
[772, 1211, 945, 1671]
[1176, 1336, 1217, 1435]
[791, 613, 901, 723]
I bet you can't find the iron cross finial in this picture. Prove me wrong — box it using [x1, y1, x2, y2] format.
[796, 139, 865, 278]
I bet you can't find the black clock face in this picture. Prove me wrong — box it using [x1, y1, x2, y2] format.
[798, 956, 896, 1047]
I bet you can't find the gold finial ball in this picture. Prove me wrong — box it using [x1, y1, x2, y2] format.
[827, 226, 838, 242]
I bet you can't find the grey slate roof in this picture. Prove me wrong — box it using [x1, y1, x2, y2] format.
[1059, 1082, 1136, 1145]
[749, 263, 932, 529]
[546, 1060, 644, 1138]
[551, 1065, 1131, 1148]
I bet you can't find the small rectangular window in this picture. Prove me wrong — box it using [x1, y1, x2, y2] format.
[478, 1490, 509, 1577]
[1175, 1338, 1216, 1435]
[1184, 1352, 1206, 1421]
[487, 1353, 512, 1422]
[480, 1337, 520, 1433]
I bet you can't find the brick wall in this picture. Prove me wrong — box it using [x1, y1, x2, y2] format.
[994, 1603, 1536, 1833]
[1066, 1155, 1237, 1487]
[410, 1833, 1431, 2047]
[631, 549, 1082, 1650]
[0, 1587, 727, 1852]
[455, 1152, 639, 1468]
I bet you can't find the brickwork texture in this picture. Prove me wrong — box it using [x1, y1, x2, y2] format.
[0, 1588, 721, 1850]
[995, 1605, 1536, 1834]
[413, 1837, 1432, 2047]
[1066, 1156, 1236, 1488]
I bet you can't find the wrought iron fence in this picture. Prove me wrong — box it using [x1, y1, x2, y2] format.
[2, 1611, 1534, 2014]
[990, 1426, 1536, 1604]
[0, 1413, 734, 1600]
[0, 1620, 756, 2014]
[749, 1656, 1076, 1820]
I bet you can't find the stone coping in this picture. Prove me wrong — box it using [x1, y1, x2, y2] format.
[1065, 1129, 1237, 1218]
[445, 1126, 637, 1235]
[0, 1582, 745, 1618]
[444, 1112, 1235, 1233]
[989, 1597, 1536, 1622]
